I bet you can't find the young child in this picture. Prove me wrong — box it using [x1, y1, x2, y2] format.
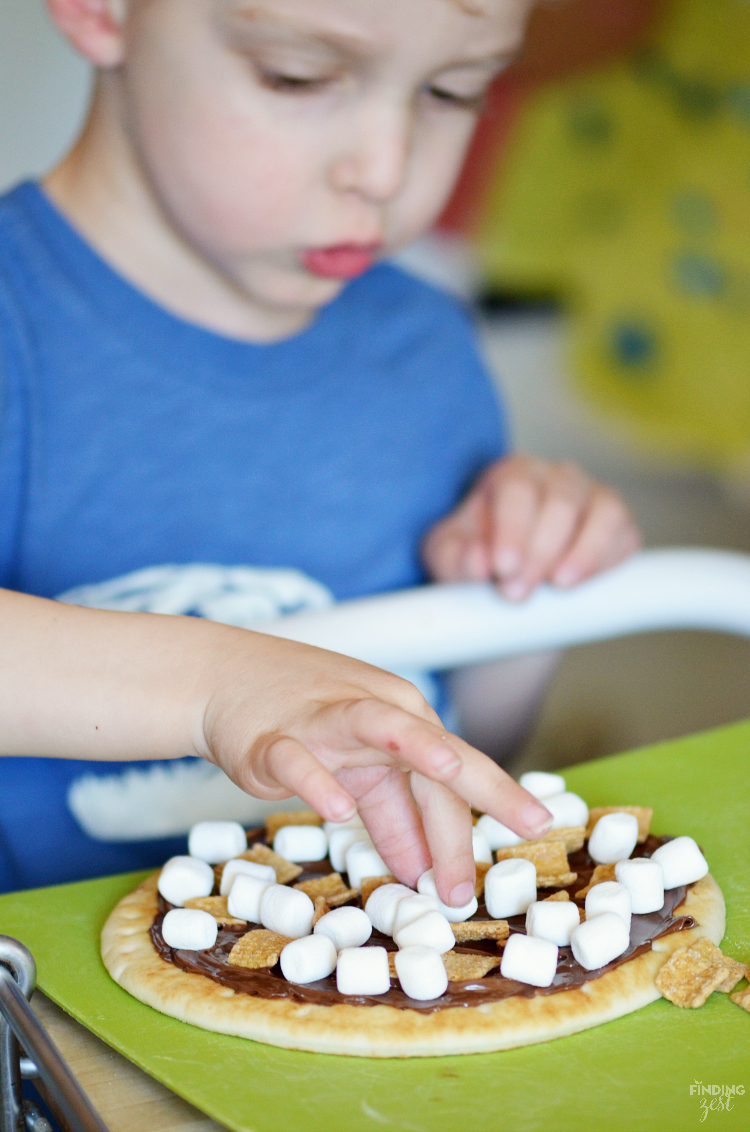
[0, 0, 640, 893]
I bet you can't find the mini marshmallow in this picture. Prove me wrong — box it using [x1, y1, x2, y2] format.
[220, 858, 276, 897]
[314, 906, 373, 951]
[260, 883, 314, 938]
[416, 869, 478, 923]
[650, 837, 709, 889]
[323, 814, 364, 838]
[158, 856, 214, 907]
[525, 900, 580, 946]
[273, 825, 328, 863]
[364, 883, 413, 935]
[394, 946, 448, 1001]
[336, 946, 391, 996]
[472, 829, 493, 864]
[280, 935, 337, 984]
[394, 910, 455, 953]
[345, 840, 390, 890]
[585, 881, 632, 931]
[570, 911, 630, 970]
[226, 873, 273, 923]
[162, 908, 218, 951]
[484, 859, 537, 919]
[545, 792, 589, 830]
[519, 771, 566, 800]
[475, 813, 523, 850]
[187, 821, 247, 864]
[392, 894, 440, 936]
[614, 858, 664, 913]
[588, 812, 639, 865]
[501, 932, 558, 987]
[328, 828, 370, 873]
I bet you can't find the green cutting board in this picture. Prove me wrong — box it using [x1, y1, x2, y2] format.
[1, 720, 748, 1132]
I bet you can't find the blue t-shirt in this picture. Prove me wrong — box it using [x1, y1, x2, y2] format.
[0, 182, 507, 892]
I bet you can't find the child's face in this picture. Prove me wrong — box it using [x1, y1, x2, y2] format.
[94, 0, 532, 327]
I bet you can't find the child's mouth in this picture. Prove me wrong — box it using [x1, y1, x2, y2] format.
[301, 244, 381, 279]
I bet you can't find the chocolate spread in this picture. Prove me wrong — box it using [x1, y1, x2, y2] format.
[151, 833, 695, 1013]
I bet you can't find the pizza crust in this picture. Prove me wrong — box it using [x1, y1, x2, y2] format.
[101, 872, 725, 1057]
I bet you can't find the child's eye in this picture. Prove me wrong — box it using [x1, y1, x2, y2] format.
[425, 85, 486, 111]
[257, 68, 335, 94]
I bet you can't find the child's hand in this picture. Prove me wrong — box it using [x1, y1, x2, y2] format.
[199, 632, 552, 906]
[422, 455, 642, 601]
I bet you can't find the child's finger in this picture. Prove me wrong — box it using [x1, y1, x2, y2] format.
[411, 772, 476, 905]
[489, 470, 542, 585]
[422, 493, 492, 582]
[247, 733, 358, 823]
[503, 471, 591, 599]
[552, 488, 642, 588]
[351, 766, 432, 887]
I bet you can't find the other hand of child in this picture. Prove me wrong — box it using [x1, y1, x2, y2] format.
[422, 455, 642, 601]
[199, 631, 552, 905]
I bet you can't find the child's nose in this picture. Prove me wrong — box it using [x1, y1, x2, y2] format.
[328, 102, 412, 204]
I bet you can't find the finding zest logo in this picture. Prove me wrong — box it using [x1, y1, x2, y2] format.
[690, 1081, 745, 1120]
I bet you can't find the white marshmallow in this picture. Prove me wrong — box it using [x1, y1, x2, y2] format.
[614, 858, 664, 913]
[187, 821, 247, 864]
[545, 792, 589, 830]
[394, 910, 455, 953]
[158, 856, 214, 907]
[260, 884, 314, 938]
[161, 908, 218, 951]
[345, 840, 390, 890]
[336, 947, 391, 996]
[588, 813, 639, 865]
[328, 828, 370, 873]
[519, 772, 566, 800]
[501, 932, 558, 987]
[220, 858, 276, 897]
[484, 859, 537, 919]
[570, 911, 629, 970]
[273, 825, 328, 863]
[585, 881, 632, 930]
[472, 829, 493, 864]
[280, 935, 337, 984]
[525, 900, 580, 946]
[314, 907, 373, 951]
[394, 946, 448, 1001]
[416, 869, 478, 922]
[226, 873, 273, 923]
[650, 837, 709, 889]
[475, 813, 523, 850]
[364, 883, 413, 936]
[392, 894, 440, 936]
[323, 814, 364, 838]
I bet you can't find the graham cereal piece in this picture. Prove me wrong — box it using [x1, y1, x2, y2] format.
[451, 920, 509, 944]
[655, 938, 731, 1008]
[388, 952, 398, 978]
[326, 887, 359, 908]
[730, 985, 750, 1012]
[443, 952, 500, 981]
[543, 890, 570, 901]
[360, 875, 397, 905]
[265, 809, 323, 841]
[474, 861, 491, 900]
[575, 864, 617, 899]
[537, 872, 578, 889]
[227, 929, 292, 970]
[294, 872, 349, 900]
[578, 906, 585, 923]
[241, 844, 302, 885]
[526, 827, 586, 853]
[496, 839, 569, 877]
[184, 896, 247, 928]
[717, 957, 750, 994]
[586, 806, 652, 844]
[312, 897, 330, 926]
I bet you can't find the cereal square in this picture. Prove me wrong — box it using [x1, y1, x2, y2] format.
[443, 952, 500, 981]
[586, 806, 652, 844]
[227, 930, 292, 969]
[655, 938, 731, 1008]
[451, 920, 509, 944]
[265, 810, 323, 841]
[184, 895, 246, 928]
[242, 844, 302, 884]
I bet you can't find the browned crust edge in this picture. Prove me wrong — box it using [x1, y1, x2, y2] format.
[101, 873, 725, 1058]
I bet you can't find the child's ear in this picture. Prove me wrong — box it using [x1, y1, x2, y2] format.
[45, 0, 128, 68]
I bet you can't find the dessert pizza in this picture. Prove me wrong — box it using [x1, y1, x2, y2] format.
[102, 777, 743, 1057]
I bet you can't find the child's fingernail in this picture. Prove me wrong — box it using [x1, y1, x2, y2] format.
[328, 795, 356, 821]
[522, 802, 553, 834]
[495, 548, 520, 576]
[429, 746, 462, 775]
[503, 579, 528, 601]
[554, 566, 579, 587]
[449, 881, 475, 906]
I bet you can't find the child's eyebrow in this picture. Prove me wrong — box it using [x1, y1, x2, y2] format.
[226, 5, 383, 57]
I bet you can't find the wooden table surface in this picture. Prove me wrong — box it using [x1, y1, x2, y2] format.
[31, 992, 227, 1132]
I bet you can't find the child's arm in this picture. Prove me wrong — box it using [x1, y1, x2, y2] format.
[0, 587, 551, 905]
